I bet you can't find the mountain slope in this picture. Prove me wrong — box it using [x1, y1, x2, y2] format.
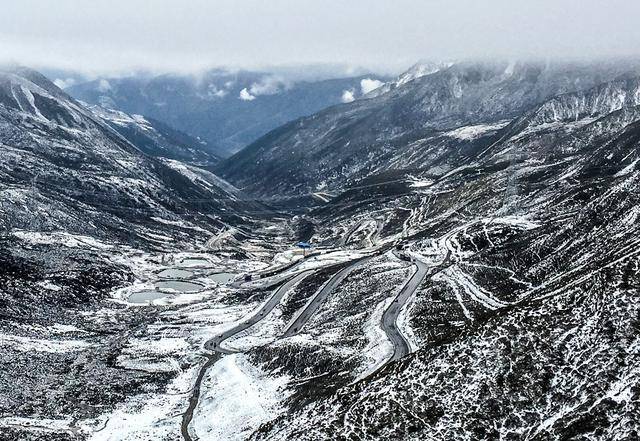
[89, 105, 219, 166]
[216, 61, 640, 197]
[0, 66, 253, 245]
[3, 62, 640, 441]
[241, 67, 640, 441]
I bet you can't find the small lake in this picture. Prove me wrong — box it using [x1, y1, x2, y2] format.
[209, 272, 236, 284]
[155, 280, 203, 293]
[180, 258, 212, 267]
[128, 291, 170, 304]
[157, 268, 194, 279]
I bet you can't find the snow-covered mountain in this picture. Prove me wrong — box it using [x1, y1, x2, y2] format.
[245, 64, 640, 441]
[216, 61, 640, 197]
[366, 60, 454, 97]
[67, 70, 389, 156]
[89, 105, 219, 166]
[0, 66, 253, 243]
[1, 61, 639, 441]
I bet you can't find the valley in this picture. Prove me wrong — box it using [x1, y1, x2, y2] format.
[1, 60, 639, 441]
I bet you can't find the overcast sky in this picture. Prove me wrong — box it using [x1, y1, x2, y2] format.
[1, 0, 640, 76]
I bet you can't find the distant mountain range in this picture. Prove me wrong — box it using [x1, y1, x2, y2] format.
[66, 69, 389, 157]
[216, 60, 640, 197]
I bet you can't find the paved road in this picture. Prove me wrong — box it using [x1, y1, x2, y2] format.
[381, 258, 430, 362]
[181, 353, 221, 441]
[380, 250, 453, 363]
[254, 254, 319, 279]
[282, 257, 372, 337]
[204, 271, 312, 352]
[182, 271, 311, 441]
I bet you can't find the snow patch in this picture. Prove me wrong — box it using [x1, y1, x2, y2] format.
[615, 158, 638, 177]
[190, 354, 291, 441]
[87, 366, 198, 440]
[360, 78, 384, 95]
[356, 296, 395, 380]
[0, 334, 93, 353]
[446, 121, 510, 141]
[12, 230, 113, 249]
[239, 88, 256, 101]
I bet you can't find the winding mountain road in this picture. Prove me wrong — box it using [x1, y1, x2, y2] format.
[381, 257, 430, 362]
[379, 250, 453, 365]
[181, 270, 311, 441]
[282, 256, 372, 337]
[204, 271, 312, 352]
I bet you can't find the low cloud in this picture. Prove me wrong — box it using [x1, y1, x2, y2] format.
[97, 79, 112, 92]
[239, 88, 256, 101]
[207, 84, 228, 98]
[341, 89, 355, 103]
[360, 78, 384, 95]
[53, 78, 76, 89]
[1, 1, 640, 75]
[249, 75, 289, 96]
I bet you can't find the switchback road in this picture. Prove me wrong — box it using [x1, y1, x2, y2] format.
[281, 257, 372, 337]
[182, 270, 311, 441]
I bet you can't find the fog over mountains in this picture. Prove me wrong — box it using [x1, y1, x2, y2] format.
[65, 69, 389, 156]
[0, 54, 639, 441]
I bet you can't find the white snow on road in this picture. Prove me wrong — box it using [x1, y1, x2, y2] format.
[190, 354, 291, 441]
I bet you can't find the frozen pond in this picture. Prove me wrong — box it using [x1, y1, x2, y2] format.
[209, 272, 236, 284]
[157, 268, 194, 279]
[155, 280, 203, 293]
[128, 291, 169, 304]
[180, 258, 212, 267]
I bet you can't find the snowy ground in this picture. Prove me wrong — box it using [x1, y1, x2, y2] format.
[190, 354, 291, 441]
[87, 366, 199, 441]
[355, 296, 395, 380]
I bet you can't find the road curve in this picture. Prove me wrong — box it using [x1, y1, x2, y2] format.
[182, 270, 311, 441]
[340, 222, 362, 247]
[380, 250, 453, 364]
[282, 257, 372, 337]
[381, 258, 430, 362]
[204, 270, 312, 352]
